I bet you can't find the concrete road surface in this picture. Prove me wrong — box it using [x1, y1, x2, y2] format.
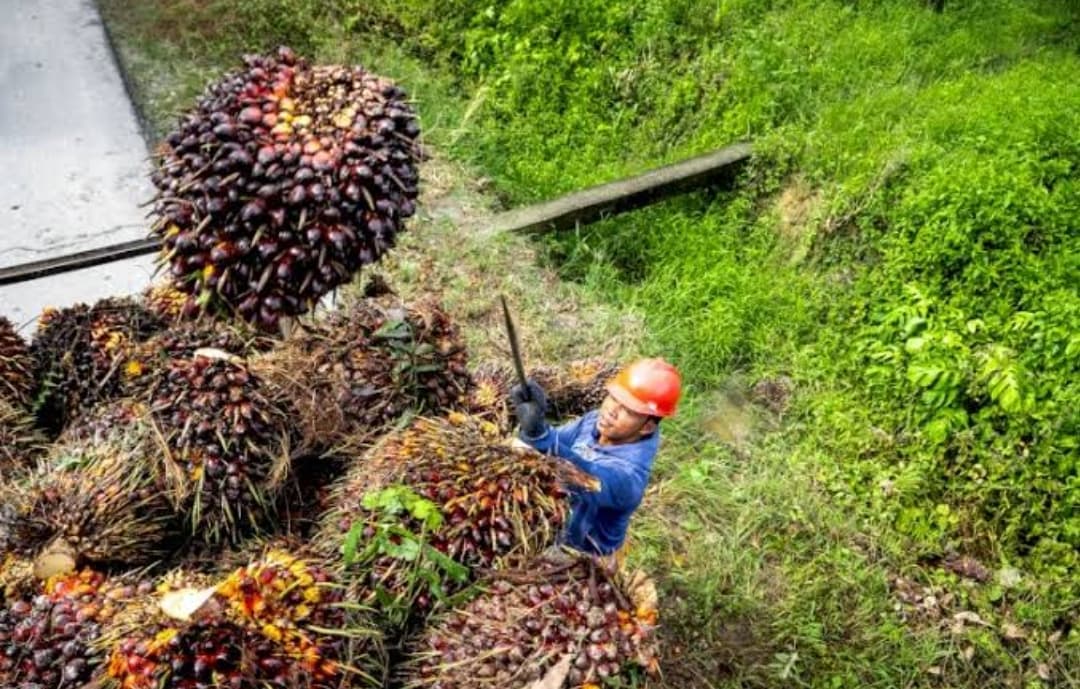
[0, 0, 158, 332]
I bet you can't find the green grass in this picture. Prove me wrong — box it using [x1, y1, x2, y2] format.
[98, 1, 1080, 686]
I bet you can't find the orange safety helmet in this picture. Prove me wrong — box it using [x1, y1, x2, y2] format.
[606, 358, 682, 418]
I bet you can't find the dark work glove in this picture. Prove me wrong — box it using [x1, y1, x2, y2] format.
[510, 379, 548, 438]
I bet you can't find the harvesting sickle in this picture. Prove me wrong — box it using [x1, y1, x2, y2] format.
[499, 294, 530, 401]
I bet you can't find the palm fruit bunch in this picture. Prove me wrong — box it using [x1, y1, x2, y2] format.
[538, 358, 620, 419]
[214, 549, 382, 685]
[30, 298, 166, 435]
[97, 573, 264, 689]
[402, 553, 659, 689]
[0, 419, 175, 573]
[0, 316, 34, 408]
[467, 358, 618, 433]
[101, 550, 382, 689]
[254, 298, 469, 452]
[146, 350, 293, 544]
[0, 569, 148, 688]
[106, 620, 280, 689]
[0, 399, 45, 478]
[121, 319, 276, 401]
[318, 414, 598, 608]
[150, 46, 423, 331]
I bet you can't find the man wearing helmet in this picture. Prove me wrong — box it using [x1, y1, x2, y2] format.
[511, 358, 681, 557]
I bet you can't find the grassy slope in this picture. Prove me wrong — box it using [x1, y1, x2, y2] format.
[99, 1, 1079, 687]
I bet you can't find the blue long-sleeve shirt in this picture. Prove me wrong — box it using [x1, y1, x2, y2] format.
[522, 410, 659, 555]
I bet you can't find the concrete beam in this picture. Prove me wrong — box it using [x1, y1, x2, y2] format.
[485, 142, 752, 235]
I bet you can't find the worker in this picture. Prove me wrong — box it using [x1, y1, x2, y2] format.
[511, 358, 681, 557]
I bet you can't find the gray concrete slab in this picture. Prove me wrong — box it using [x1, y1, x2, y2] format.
[0, 0, 158, 333]
[484, 143, 752, 236]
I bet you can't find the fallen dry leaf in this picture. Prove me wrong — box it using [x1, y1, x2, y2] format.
[1001, 622, 1027, 641]
[952, 611, 988, 626]
[527, 655, 572, 689]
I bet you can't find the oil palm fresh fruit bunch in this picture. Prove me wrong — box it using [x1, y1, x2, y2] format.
[0, 569, 148, 688]
[101, 551, 383, 689]
[0, 399, 45, 478]
[30, 299, 166, 435]
[255, 298, 469, 452]
[402, 553, 659, 689]
[146, 350, 293, 544]
[0, 317, 34, 409]
[466, 358, 619, 433]
[150, 46, 422, 332]
[536, 358, 620, 420]
[214, 548, 383, 686]
[98, 568, 281, 689]
[121, 319, 275, 401]
[54, 348, 294, 549]
[105, 617, 273, 689]
[317, 414, 597, 608]
[0, 416, 175, 574]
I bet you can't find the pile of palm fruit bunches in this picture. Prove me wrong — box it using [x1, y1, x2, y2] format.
[0, 47, 657, 689]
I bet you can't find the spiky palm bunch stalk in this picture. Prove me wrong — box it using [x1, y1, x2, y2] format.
[0, 317, 34, 409]
[150, 46, 422, 331]
[0, 416, 176, 572]
[0, 569, 149, 688]
[147, 350, 294, 544]
[30, 298, 166, 435]
[466, 358, 618, 433]
[402, 553, 659, 689]
[254, 298, 470, 453]
[463, 361, 515, 432]
[317, 414, 597, 609]
[0, 399, 45, 478]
